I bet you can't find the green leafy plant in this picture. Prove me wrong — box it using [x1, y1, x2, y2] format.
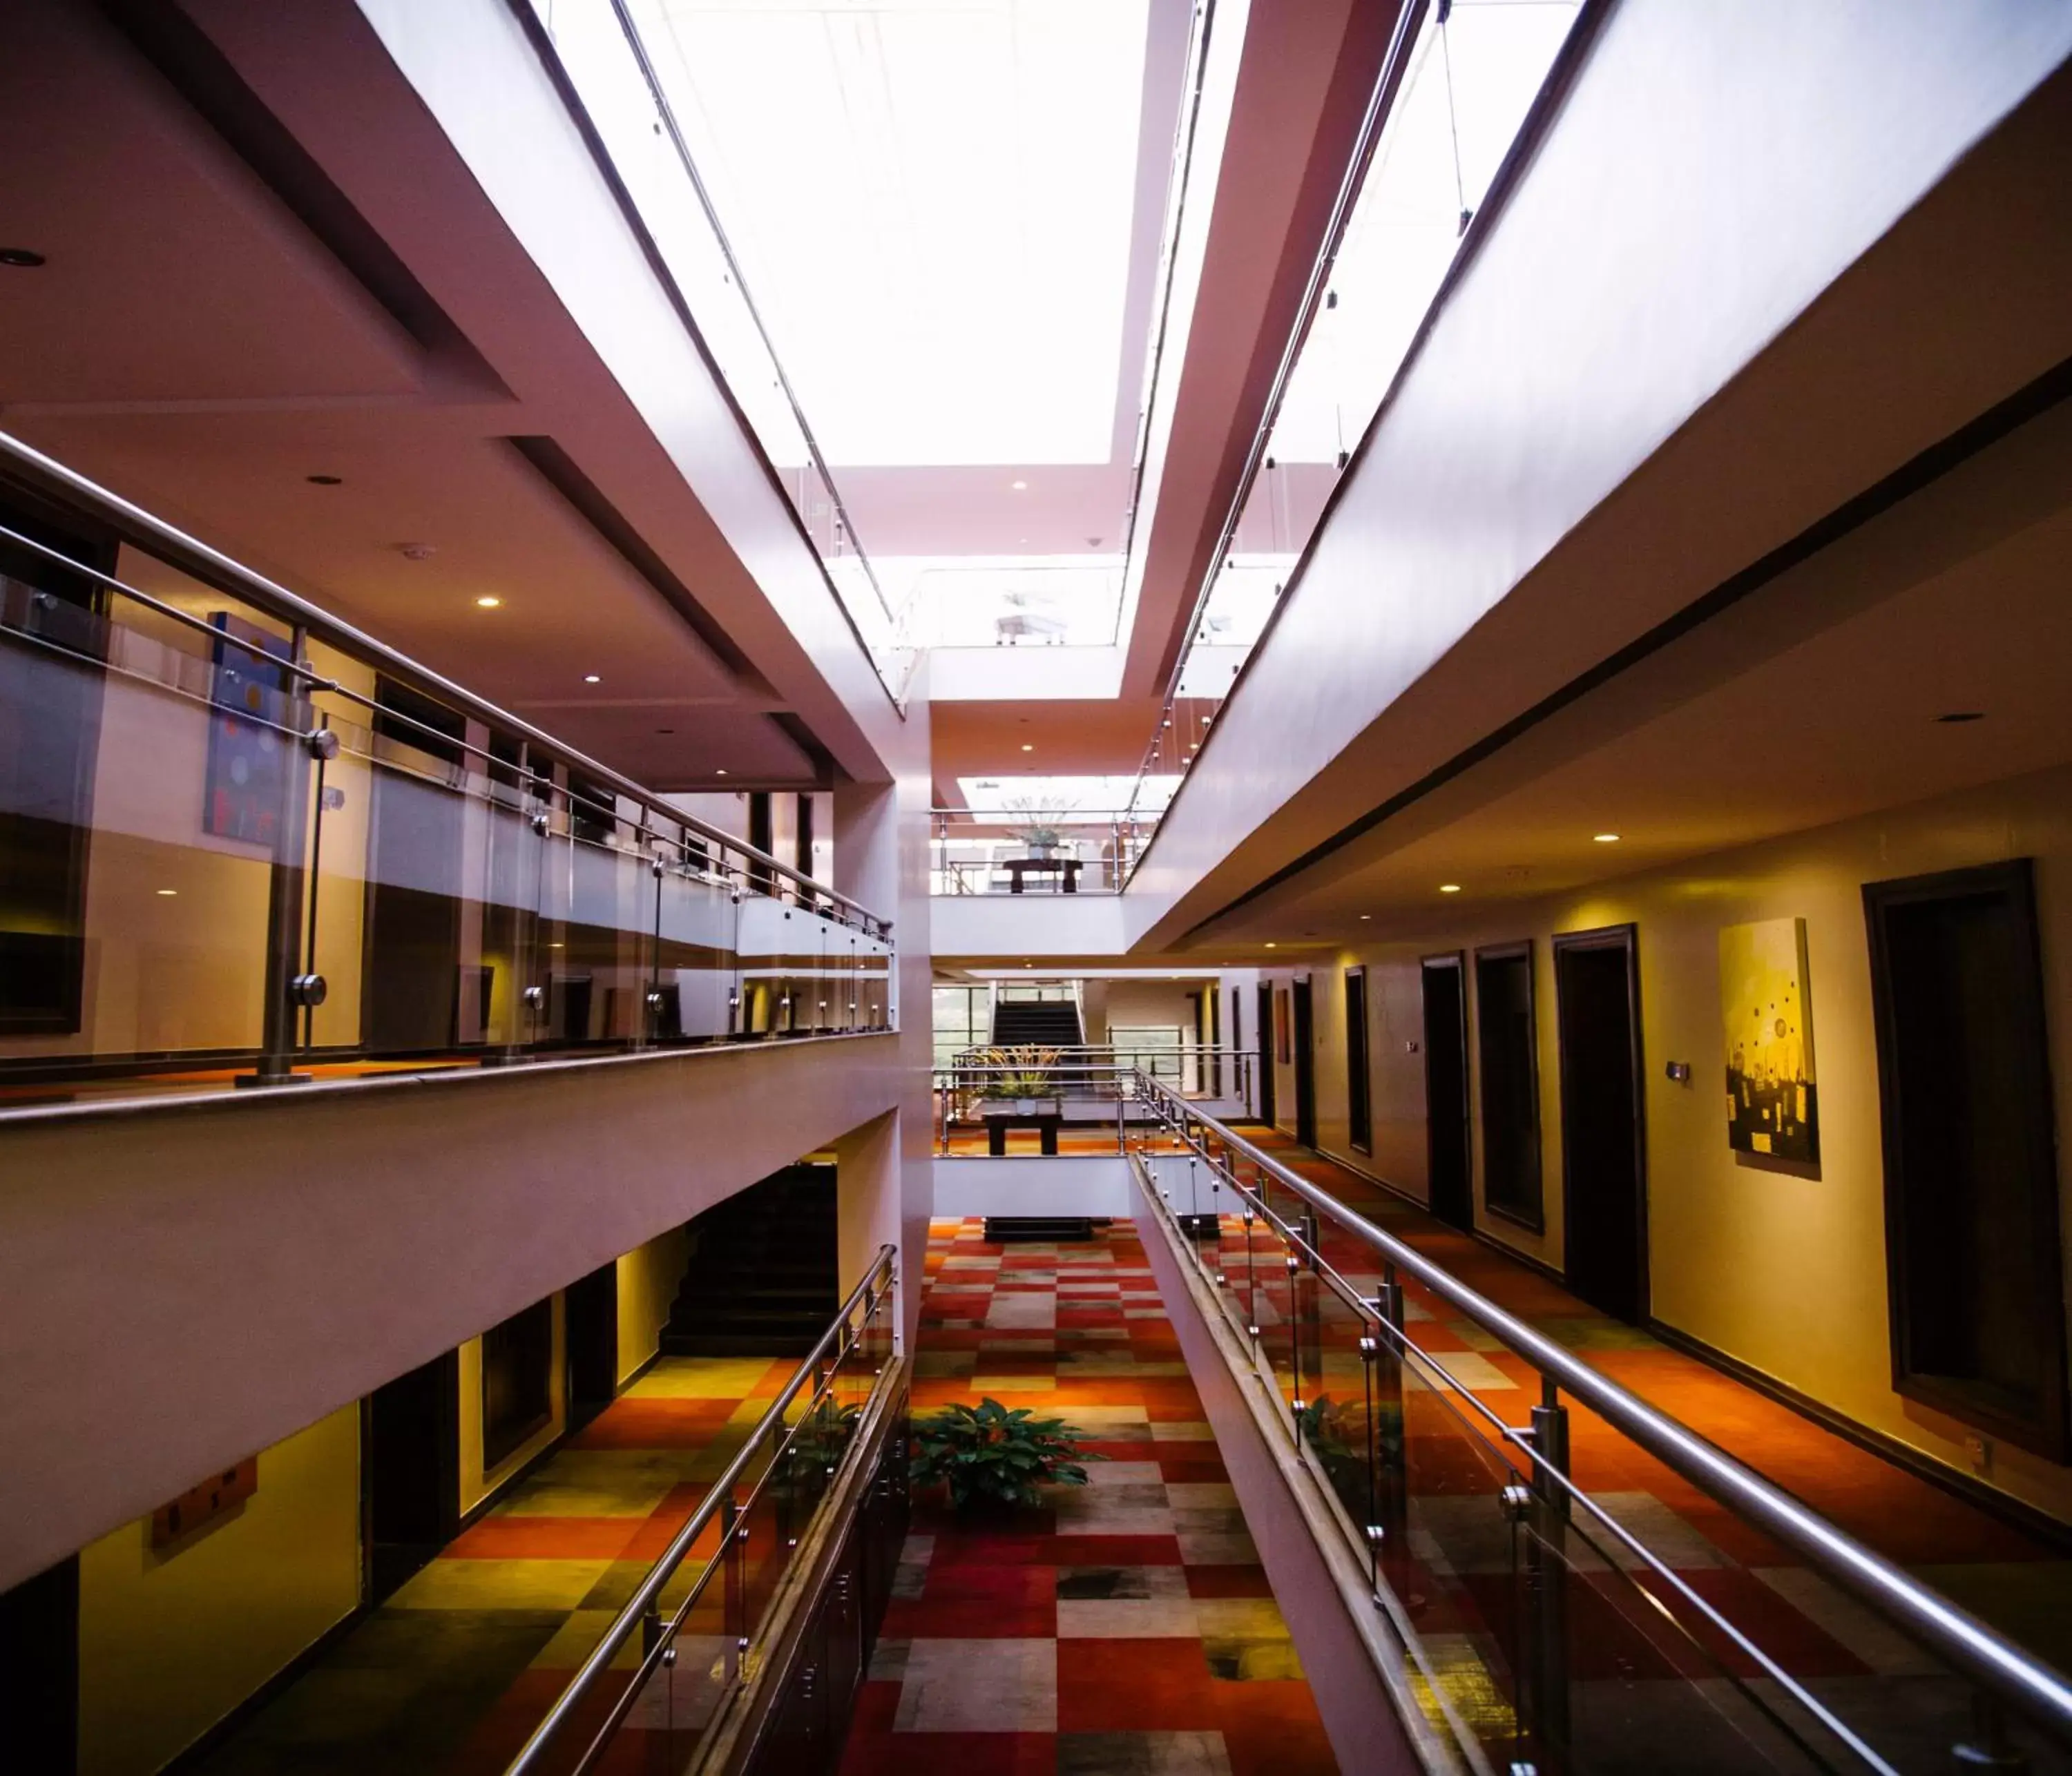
[911, 1398, 1102, 1509]
[1007, 796, 1069, 850]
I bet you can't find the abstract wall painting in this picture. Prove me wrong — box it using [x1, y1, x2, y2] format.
[1720, 917, 1819, 1165]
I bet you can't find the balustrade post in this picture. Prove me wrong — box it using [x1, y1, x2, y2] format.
[242, 623, 319, 1088]
[1519, 1376, 1572, 1768]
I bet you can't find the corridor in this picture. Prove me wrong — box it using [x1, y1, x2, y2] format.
[1239, 1129, 2072, 1750]
[191, 1357, 787, 1775]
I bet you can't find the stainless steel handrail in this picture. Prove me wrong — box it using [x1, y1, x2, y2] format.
[503, 1243, 898, 1776]
[0, 430, 890, 936]
[1131, 1072, 2072, 1746]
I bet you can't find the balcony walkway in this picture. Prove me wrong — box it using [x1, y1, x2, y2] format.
[1239, 1130, 2072, 1739]
[838, 1218, 1341, 1776]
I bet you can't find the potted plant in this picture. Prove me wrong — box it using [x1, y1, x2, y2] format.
[976, 1043, 1061, 1115]
[911, 1398, 1102, 1512]
[1007, 796, 1069, 860]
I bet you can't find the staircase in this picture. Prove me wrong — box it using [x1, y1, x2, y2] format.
[989, 998, 1083, 1048]
[989, 998, 1093, 1093]
[660, 1164, 838, 1357]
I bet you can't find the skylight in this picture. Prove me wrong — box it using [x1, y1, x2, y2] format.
[629, 0, 1151, 467]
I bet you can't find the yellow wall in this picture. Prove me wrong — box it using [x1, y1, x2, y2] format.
[458, 1293, 567, 1514]
[76, 1404, 361, 1776]
[1266, 762, 2072, 1523]
[617, 1225, 691, 1387]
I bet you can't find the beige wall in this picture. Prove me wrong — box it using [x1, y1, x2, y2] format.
[76, 1403, 361, 1776]
[1265, 762, 2072, 1523]
[1104, 978, 1204, 1036]
[617, 1225, 691, 1387]
[458, 1293, 567, 1514]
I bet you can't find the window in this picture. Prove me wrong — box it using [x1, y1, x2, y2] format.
[932, 984, 987, 1070]
[1345, 967, 1372, 1154]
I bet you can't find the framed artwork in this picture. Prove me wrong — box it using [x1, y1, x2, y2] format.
[204, 612, 296, 844]
[1274, 987, 1291, 1065]
[1720, 918, 1819, 1164]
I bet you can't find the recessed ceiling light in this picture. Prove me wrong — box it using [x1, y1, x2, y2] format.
[305, 474, 343, 486]
[584, 673, 601, 684]
[1936, 711, 1985, 724]
[1264, 942, 1277, 949]
[474, 595, 501, 608]
[1593, 833, 1620, 844]
[1011, 479, 1028, 490]
[156, 887, 178, 897]
[0, 248, 46, 269]
[715, 768, 728, 776]
[1359, 914, 1372, 920]
[1021, 744, 1034, 752]
[1440, 884, 1462, 894]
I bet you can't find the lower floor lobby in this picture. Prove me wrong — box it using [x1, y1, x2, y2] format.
[46, 1137, 2072, 1775]
[838, 1217, 1340, 1775]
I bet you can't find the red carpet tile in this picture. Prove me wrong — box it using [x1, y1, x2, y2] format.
[838, 1218, 1342, 1776]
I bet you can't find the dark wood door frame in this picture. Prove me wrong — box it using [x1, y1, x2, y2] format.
[1256, 983, 1276, 1127]
[1421, 952, 1473, 1232]
[1474, 940, 1544, 1233]
[1863, 859, 2069, 1460]
[1292, 975, 1317, 1149]
[1345, 966, 1372, 1155]
[1553, 924, 1649, 1323]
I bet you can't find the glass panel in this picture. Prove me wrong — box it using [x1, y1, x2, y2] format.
[0, 577, 301, 1087]
[655, 839, 740, 1043]
[1385, 1343, 1533, 1770]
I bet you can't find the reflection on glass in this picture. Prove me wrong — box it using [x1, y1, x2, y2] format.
[0, 522, 892, 1098]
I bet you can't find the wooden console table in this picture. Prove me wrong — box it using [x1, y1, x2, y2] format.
[1002, 856, 1083, 894]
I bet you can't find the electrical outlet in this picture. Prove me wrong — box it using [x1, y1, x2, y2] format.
[1965, 1433, 1991, 1475]
[1404, 1040, 1420, 1054]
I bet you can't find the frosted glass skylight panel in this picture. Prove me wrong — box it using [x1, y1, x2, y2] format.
[631, 0, 1151, 467]
[888, 556, 1126, 648]
[958, 775, 1169, 813]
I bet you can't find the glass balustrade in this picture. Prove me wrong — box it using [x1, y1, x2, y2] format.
[1125, 0, 1587, 854]
[502, 1249, 901, 1776]
[929, 808, 1151, 896]
[0, 500, 892, 1108]
[1129, 1077, 2072, 1776]
[931, 1050, 1257, 1158]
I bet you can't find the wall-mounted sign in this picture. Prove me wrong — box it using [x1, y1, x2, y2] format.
[151, 1458, 258, 1548]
